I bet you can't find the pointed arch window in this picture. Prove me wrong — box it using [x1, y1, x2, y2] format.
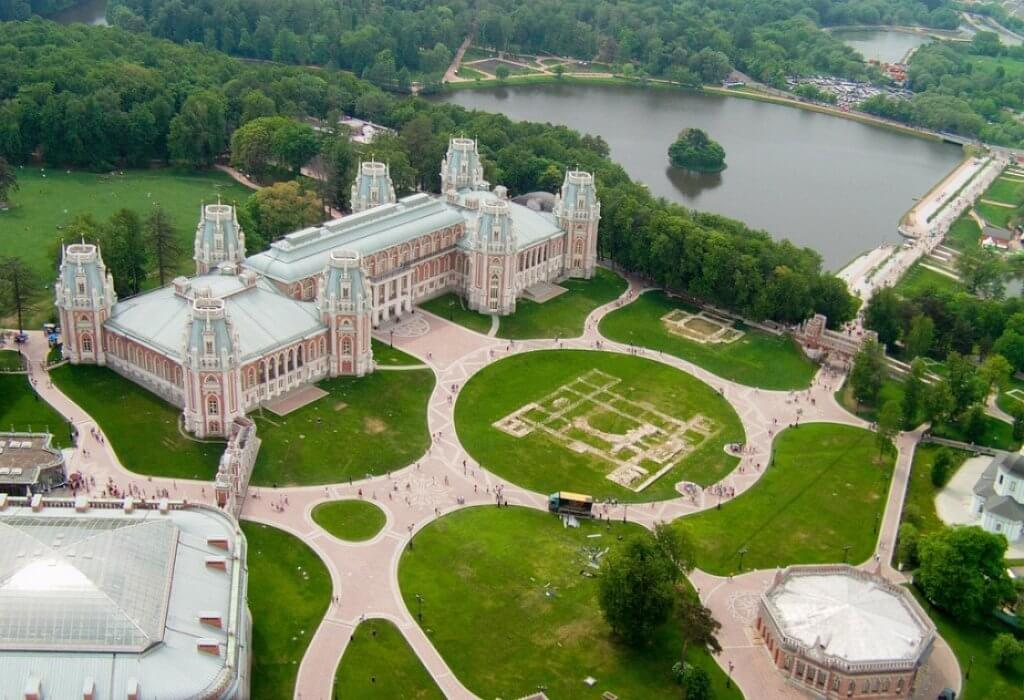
[207, 396, 219, 415]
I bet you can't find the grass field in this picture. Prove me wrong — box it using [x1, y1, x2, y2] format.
[0, 373, 70, 446]
[49, 364, 222, 478]
[497, 268, 626, 339]
[945, 212, 982, 250]
[455, 350, 743, 501]
[901, 444, 970, 540]
[333, 620, 443, 699]
[417, 293, 493, 334]
[930, 413, 1019, 450]
[252, 369, 433, 486]
[455, 66, 487, 80]
[599, 291, 816, 390]
[0, 349, 25, 371]
[242, 521, 331, 700]
[398, 506, 742, 700]
[892, 261, 963, 297]
[836, 377, 913, 424]
[371, 338, 424, 366]
[984, 174, 1024, 206]
[977, 201, 1014, 228]
[674, 424, 894, 574]
[312, 500, 387, 542]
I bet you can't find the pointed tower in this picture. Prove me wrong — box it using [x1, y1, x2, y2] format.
[464, 194, 518, 316]
[553, 170, 601, 279]
[194, 201, 246, 275]
[440, 137, 488, 194]
[54, 243, 117, 365]
[318, 249, 374, 377]
[350, 160, 396, 213]
[181, 292, 243, 438]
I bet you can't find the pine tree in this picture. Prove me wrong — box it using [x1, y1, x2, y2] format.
[144, 205, 182, 287]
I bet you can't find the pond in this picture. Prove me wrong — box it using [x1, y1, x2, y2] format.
[436, 83, 962, 270]
[831, 28, 930, 64]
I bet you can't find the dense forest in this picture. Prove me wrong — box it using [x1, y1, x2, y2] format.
[0, 0, 76, 21]
[0, 19, 854, 327]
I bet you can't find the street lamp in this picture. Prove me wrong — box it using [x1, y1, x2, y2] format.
[389, 329, 394, 348]
[415, 593, 424, 622]
[726, 660, 734, 688]
[738, 547, 748, 573]
[842, 544, 852, 563]
[966, 654, 975, 680]
[448, 298, 454, 321]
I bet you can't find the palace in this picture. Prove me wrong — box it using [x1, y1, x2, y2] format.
[55, 138, 600, 438]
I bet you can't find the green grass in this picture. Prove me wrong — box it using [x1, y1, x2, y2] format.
[674, 424, 894, 575]
[893, 260, 963, 297]
[312, 500, 388, 542]
[417, 293, 493, 334]
[984, 174, 1024, 206]
[996, 375, 1024, 416]
[836, 377, 911, 424]
[462, 46, 498, 61]
[333, 620, 444, 700]
[945, 212, 982, 251]
[967, 54, 1024, 80]
[0, 349, 25, 371]
[0, 373, 70, 446]
[599, 291, 816, 390]
[455, 350, 743, 501]
[49, 364, 222, 478]
[242, 521, 331, 700]
[398, 506, 742, 700]
[455, 66, 487, 79]
[498, 268, 627, 339]
[252, 369, 433, 486]
[0, 168, 254, 282]
[977, 201, 1014, 228]
[371, 338, 424, 366]
[910, 586, 1024, 700]
[901, 443, 970, 539]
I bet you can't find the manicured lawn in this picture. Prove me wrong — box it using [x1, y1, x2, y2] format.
[497, 267, 627, 339]
[456, 66, 487, 79]
[455, 350, 743, 501]
[0, 168, 254, 282]
[674, 424, 894, 575]
[910, 586, 1024, 700]
[945, 212, 981, 251]
[462, 46, 498, 61]
[371, 338, 425, 366]
[242, 521, 331, 700]
[997, 375, 1024, 416]
[836, 377, 911, 424]
[900, 443, 970, 539]
[252, 369, 433, 486]
[398, 506, 741, 700]
[0, 373, 70, 446]
[599, 291, 816, 390]
[977, 201, 1014, 228]
[49, 364, 222, 478]
[931, 413, 1019, 451]
[0, 349, 25, 370]
[418, 293, 493, 334]
[984, 174, 1024, 206]
[333, 619, 443, 699]
[892, 261, 963, 297]
[312, 500, 387, 541]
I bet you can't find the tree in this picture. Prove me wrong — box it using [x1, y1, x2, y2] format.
[902, 358, 926, 428]
[961, 403, 987, 444]
[980, 353, 1013, 395]
[993, 633, 1022, 669]
[850, 339, 886, 407]
[876, 400, 902, 459]
[1014, 405, 1024, 442]
[674, 584, 721, 700]
[864, 288, 903, 348]
[143, 206, 181, 287]
[654, 521, 696, 574]
[958, 246, 1007, 299]
[668, 128, 726, 173]
[905, 314, 934, 360]
[494, 65, 510, 82]
[319, 135, 355, 211]
[0, 256, 40, 332]
[553, 63, 566, 79]
[168, 90, 228, 167]
[811, 275, 856, 328]
[0, 155, 17, 206]
[400, 115, 443, 191]
[917, 525, 1015, 622]
[231, 116, 289, 181]
[924, 380, 955, 424]
[598, 535, 678, 647]
[102, 209, 148, 297]
[241, 180, 322, 245]
[272, 120, 319, 175]
[945, 352, 983, 416]
[930, 449, 954, 488]
[897, 522, 920, 569]
[240, 90, 276, 124]
[672, 663, 711, 700]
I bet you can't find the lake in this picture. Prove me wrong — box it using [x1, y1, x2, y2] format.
[437, 83, 962, 270]
[832, 29, 930, 64]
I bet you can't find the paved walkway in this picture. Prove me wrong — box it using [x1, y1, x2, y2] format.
[17, 273, 962, 700]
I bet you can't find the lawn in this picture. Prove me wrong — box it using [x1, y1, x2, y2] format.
[462, 46, 498, 62]
[0, 168, 254, 282]
[892, 261, 963, 297]
[312, 500, 387, 542]
[930, 413, 1019, 451]
[497, 267, 627, 339]
[945, 212, 981, 251]
[997, 375, 1024, 416]
[371, 338, 424, 366]
[242, 521, 331, 700]
[983, 174, 1024, 206]
[977, 201, 1014, 228]
[0, 373, 70, 446]
[0, 349, 25, 371]
[455, 350, 743, 501]
[333, 620, 443, 699]
[599, 291, 817, 390]
[900, 443, 970, 541]
[417, 293, 493, 334]
[49, 364, 222, 478]
[456, 66, 487, 80]
[252, 369, 433, 486]
[398, 506, 742, 700]
[836, 377, 911, 424]
[674, 424, 894, 575]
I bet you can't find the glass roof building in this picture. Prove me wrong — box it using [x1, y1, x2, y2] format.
[0, 496, 250, 699]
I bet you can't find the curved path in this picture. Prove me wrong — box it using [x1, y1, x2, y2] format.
[18, 274, 960, 700]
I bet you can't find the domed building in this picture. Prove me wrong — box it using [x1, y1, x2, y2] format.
[757, 565, 935, 699]
[971, 450, 1024, 541]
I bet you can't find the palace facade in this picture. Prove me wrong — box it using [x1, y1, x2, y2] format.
[55, 138, 600, 438]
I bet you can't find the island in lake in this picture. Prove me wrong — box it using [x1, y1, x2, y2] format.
[669, 128, 727, 173]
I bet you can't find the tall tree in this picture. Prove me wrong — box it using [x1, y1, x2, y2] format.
[271, 120, 320, 175]
[241, 180, 322, 246]
[0, 155, 17, 206]
[103, 209, 148, 296]
[144, 206, 181, 287]
[598, 535, 678, 647]
[168, 90, 228, 168]
[674, 585, 721, 700]
[917, 525, 1015, 622]
[876, 400, 902, 459]
[905, 314, 934, 359]
[0, 256, 40, 332]
[901, 358, 926, 428]
[850, 339, 886, 407]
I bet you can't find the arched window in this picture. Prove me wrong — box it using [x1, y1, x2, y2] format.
[81, 334, 93, 353]
[207, 396, 219, 415]
[341, 337, 352, 355]
[575, 239, 584, 254]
